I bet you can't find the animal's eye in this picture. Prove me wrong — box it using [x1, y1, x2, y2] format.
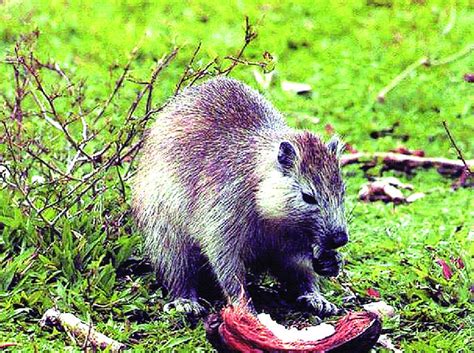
[302, 192, 317, 205]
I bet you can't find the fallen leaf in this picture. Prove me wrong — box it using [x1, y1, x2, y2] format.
[405, 192, 425, 203]
[435, 258, 453, 280]
[382, 184, 405, 202]
[0, 343, 18, 349]
[345, 143, 358, 154]
[369, 122, 399, 139]
[463, 73, 474, 83]
[358, 177, 421, 204]
[363, 301, 395, 318]
[383, 177, 413, 190]
[281, 80, 312, 95]
[366, 288, 381, 298]
[452, 168, 473, 190]
[377, 334, 402, 353]
[390, 146, 425, 157]
[253, 69, 275, 90]
[451, 257, 465, 269]
[324, 124, 335, 135]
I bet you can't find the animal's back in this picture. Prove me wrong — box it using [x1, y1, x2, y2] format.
[162, 77, 286, 132]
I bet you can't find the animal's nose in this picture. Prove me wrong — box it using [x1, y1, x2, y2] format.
[327, 231, 348, 249]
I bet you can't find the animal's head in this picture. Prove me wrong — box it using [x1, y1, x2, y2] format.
[256, 131, 348, 251]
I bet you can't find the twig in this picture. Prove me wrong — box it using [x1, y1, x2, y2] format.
[377, 44, 474, 102]
[223, 56, 267, 68]
[10, 60, 29, 127]
[175, 42, 202, 94]
[442, 121, 471, 174]
[188, 59, 216, 86]
[442, 6, 456, 36]
[82, 314, 94, 351]
[22, 60, 94, 162]
[377, 57, 428, 103]
[94, 43, 142, 124]
[23, 147, 81, 181]
[125, 48, 179, 122]
[221, 16, 258, 76]
[1, 121, 59, 232]
[40, 308, 126, 352]
[428, 43, 474, 66]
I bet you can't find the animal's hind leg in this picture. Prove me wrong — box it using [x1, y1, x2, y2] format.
[145, 223, 206, 316]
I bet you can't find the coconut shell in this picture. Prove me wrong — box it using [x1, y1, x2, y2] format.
[205, 304, 381, 353]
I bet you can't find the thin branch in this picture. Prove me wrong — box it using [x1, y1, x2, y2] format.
[442, 6, 456, 36]
[22, 61, 94, 161]
[442, 121, 471, 174]
[125, 47, 179, 122]
[377, 57, 428, 103]
[377, 44, 474, 102]
[94, 43, 142, 124]
[428, 43, 473, 66]
[1, 121, 59, 232]
[188, 59, 216, 86]
[175, 42, 202, 94]
[51, 177, 101, 226]
[223, 56, 267, 69]
[23, 147, 81, 181]
[28, 85, 63, 130]
[222, 16, 258, 76]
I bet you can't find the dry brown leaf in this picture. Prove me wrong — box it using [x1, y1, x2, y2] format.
[358, 177, 424, 204]
[253, 69, 275, 89]
[281, 80, 312, 95]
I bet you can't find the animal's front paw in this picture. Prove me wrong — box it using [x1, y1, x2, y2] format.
[297, 292, 339, 318]
[164, 298, 207, 317]
[312, 248, 343, 277]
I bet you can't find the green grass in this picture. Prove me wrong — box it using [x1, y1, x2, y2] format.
[1, 0, 473, 351]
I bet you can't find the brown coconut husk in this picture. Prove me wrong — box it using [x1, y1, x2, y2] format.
[205, 304, 381, 353]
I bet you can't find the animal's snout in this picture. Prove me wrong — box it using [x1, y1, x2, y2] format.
[326, 230, 348, 249]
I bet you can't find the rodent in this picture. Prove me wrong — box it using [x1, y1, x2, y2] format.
[132, 77, 348, 317]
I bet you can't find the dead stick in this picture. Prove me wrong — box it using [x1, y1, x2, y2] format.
[40, 309, 126, 352]
[341, 152, 473, 170]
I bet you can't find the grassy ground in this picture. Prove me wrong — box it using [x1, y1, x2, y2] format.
[1, 0, 473, 351]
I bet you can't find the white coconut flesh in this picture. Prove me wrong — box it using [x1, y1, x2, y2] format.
[257, 313, 335, 342]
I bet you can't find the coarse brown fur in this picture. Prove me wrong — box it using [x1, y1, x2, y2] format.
[132, 77, 348, 317]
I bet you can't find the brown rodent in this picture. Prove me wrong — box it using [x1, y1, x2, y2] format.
[132, 77, 348, 317]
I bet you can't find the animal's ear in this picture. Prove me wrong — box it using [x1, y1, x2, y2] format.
[327, 135, 345, 158]
[278, 141, 297, 169]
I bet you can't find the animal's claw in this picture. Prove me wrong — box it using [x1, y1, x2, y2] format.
[164, 298, 207, 317]
[297, 292, 339, 318]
